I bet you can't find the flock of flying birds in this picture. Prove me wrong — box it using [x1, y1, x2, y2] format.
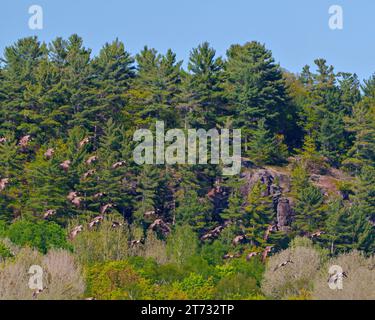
[1, 135, 332, 261]
[1, 135, 373, 299]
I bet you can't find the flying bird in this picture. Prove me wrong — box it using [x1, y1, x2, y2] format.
[32, 287, 47, 300]
[328, 271, 348, 284]
[264, 225, 278, 241]
[43, 209, 56, 219]
[100, 203, 113, 214]
[83, 169, 96, 179]
[79, 137, 90, 148]
[69, 225, 83, 240]
[60, 160, 71, 171]
[262, 246, 274, 263]
[71, 197, 82, 208]
[18, 135, 31, 147]
[111, 221, 123, 228]
[273, 260, 294, 272]
[88, 216, 104, 229]
[86, 156, 98, 165]
[112, 161, 126, 169]
[310, 231, 326, 239]
[232, 235, 246, 246]
[130, 239, 143, 247]
[44, 148, 54, 159]
[93, 192, 105, 199]
[0, 178, 9, 192]
[201, 225, 224, 241]
[246, 252, 260, 261]
[149, 219, 171, 235]
[67, 191, 78, 201]
[223, 252, 242, 260]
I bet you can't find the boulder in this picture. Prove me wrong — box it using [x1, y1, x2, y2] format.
[277, 197, 293, 231]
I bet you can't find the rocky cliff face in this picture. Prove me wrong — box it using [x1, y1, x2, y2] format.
[239, 166, 352, 232]
[240, 167, 294, 231]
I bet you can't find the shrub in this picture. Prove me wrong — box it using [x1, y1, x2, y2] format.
[72, 217, 129, 265]
[85, 261, 152, 300]
[0, 248, 84, 300]
[7, 220, 70, 254]
[173, 273, 215, 300]
[142, 230, 168, 264]
[0, 241, 13, 261]
[312, 251, 375, 300]
[166, 225, 199, 265]
[214, 273, 259, 300]
[261, 242, 322, 299]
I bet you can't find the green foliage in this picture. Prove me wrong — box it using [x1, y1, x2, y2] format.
[166, 225, 199, 265]
[6, 220, 70, 254]
[0, 35, 373, 300]
[247, 119, 288, 165]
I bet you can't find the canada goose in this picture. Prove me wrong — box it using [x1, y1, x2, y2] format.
[262, 246, 274, 262]
[69, 225, 83, 240]
[88, 216, 104, 229]
[328, 271, 348, 284]
[60, 160, 71, 171]
[93, 192, 105, 199]
[43, 209, 56, 219]
[18, 135, 31, 147]
[200, 225, 224, 241]
[44, 148, 54, 159]
[310, 231, 326, 238]
[232, 235, 246, 246]
[67, 191, 78, 201]
[264, 225, 278, 241]
[100, 203, 113, 214]
[111, 221, 123, 228]
[112, 161, 126, 169]
[86, 156, 98, 165]
[83, 169, 96, 179]
[246, 252, 260, 261]
[149, 219, 171, 235]
[130, 239, 143, 247]
[79, 137, 90, 148]
[223, 252, 242, 260]
[32, 287, 47, 299]
[273, 260, 294, 272]
[0, 178, 9, 192]
[71, 197, 82, 208]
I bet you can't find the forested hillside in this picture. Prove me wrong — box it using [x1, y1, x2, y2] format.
[0, 36, 374, 300]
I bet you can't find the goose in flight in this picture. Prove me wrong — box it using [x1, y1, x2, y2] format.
[43, 209, 56, 219]
[246, 252, 260, 261]
[60, 160, 71, 171]
[18, 135, 31, 147]
[262, 246, 274, 262]
[44, 148, 54, 159]
[79, 137, 90, 148]
[100, 203, 113, 214]
[112, 161, 126, 169]
[88, 216, 104, 229]
[273, 260, 294, 272]
[86, 156, 98, 165]
[328, 271, 348, 284]
[69, 225, 83, 240]
[0, 178, 9, 192]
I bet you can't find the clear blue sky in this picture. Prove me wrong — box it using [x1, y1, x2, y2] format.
[1, 0, 375, 81]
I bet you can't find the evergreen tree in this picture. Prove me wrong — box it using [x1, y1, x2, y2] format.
[247, 119, 288, 165]
[225, 41, 289, 144]
[185, 42, 225, 128]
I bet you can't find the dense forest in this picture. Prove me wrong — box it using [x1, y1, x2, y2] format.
[0, 35, 374, 300]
